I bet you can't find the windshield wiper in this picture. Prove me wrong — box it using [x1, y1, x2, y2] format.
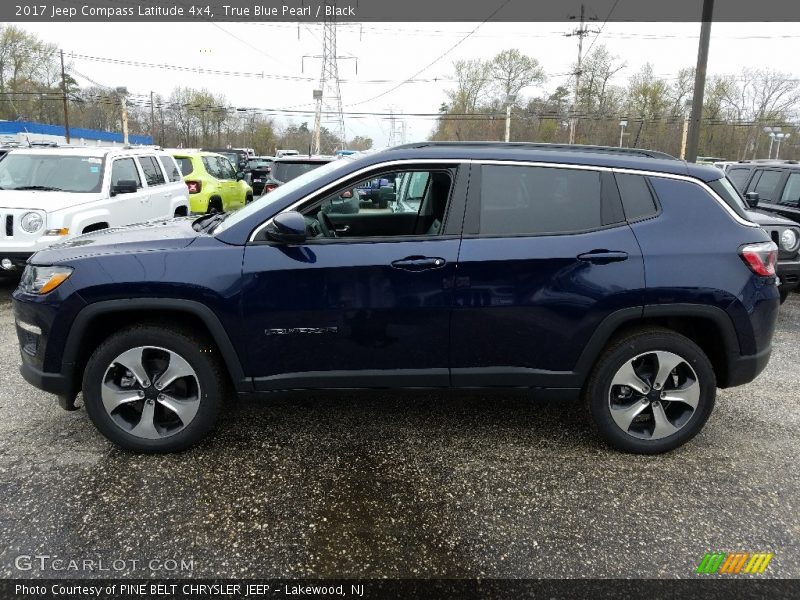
[192, 212, 227, 232]
[11, 185, 63, 191]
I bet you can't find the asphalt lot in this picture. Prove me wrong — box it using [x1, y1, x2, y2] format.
[0, 276, 798, 579]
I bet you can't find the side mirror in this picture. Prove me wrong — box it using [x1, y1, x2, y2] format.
[745, 191, 760, 209]
[111, 179, 138, 196]
[265, 211, 307, 244]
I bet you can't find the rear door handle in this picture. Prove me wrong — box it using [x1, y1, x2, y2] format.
[334, 225, 350, 233]
[577, 250, 629, 264]
[391, 256, 447, 272]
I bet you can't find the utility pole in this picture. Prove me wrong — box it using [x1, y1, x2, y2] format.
[60, 50, 71, 144]
[150, 91, 156, 146]
[565, 4, 598, 145]
[116, 87, 129, 145]
[504, 102, 512, 142]
[685, 0, 714, 163]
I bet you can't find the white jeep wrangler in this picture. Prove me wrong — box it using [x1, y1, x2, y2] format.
[0, 147, 190, 270]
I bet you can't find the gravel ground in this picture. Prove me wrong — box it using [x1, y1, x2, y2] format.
[0, 277, 798, 579]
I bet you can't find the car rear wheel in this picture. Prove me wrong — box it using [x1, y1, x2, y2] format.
[585, 328, 716, 454]
[82, 324, 224, 453]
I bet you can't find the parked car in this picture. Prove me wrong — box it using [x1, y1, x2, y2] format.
[0, 146, 188, 272]
[260, 155, 334, 195]
[13, 142, 779, 455]
[201, 148, 249, 172]
[172, 150, 253, 214]
[245, 156, 273, 196]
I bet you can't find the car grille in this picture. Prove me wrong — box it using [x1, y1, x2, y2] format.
[5, 215, 12, 237]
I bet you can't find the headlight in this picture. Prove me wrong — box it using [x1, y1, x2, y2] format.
[19, 265, 73, 295]
[20, 212, 43, 233]
[780, 228, 799, 252]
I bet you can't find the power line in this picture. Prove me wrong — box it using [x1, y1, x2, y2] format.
[345, 0, 515, 107]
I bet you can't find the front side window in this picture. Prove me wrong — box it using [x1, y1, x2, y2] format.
[750, 170, 783, 201]
[138, 156, 166, 186]
[111, 157, 141, 189]
[779, 173, 800, 206]
[0, 154, 105, 194]
[479, 165, 603, 235]
[297, 169, 453, 239]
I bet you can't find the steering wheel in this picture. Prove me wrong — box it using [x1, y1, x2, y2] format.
[316, 210, 337, 238]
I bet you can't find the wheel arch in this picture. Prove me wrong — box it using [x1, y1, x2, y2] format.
[575, 304, 742, 389]
[63, 299, 251, 395]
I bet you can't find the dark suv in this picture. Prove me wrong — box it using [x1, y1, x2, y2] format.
[13, 142, 780, 454]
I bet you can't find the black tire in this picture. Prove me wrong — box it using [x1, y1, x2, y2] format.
[585, 328, 716, 454]
[207, 197, 223, 214]
[245, 194, 253, 204]
[82, 324, 225, 453]
[779, 288, 789, 304]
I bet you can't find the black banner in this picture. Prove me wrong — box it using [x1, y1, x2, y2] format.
[2, 579, 799, 600]
[5, 0, 800, 23]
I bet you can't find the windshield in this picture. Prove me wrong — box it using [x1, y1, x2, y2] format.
[273, 161, 330, 183]
[214, 157, 353, 234]
[0, 153, 105, 193]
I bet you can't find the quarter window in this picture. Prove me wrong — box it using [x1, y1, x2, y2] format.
[479, 165, 603, 235]
[139, 156, 166, 186]
[110, 158, 141, 188]
[615, 173, 658, 221]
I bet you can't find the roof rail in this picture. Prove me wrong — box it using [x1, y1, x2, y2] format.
[388, 141, 678, 160]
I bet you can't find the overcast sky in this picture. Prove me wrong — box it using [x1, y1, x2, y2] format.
[21, 18, 800, 148]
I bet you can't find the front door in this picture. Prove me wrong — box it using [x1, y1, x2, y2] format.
[239, 163, 468, 390]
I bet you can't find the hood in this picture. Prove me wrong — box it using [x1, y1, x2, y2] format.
[746, 208, 798, 227]
[31, 217, 201, 264]
[0, 190, 99, 210]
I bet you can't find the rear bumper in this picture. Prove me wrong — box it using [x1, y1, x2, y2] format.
[724, 345, 772, 388]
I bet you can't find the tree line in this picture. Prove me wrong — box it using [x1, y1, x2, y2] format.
[0, 25, 372, 154]
[432, 47, 800, 160]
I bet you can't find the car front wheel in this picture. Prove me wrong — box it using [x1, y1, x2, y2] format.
[82, 324, 224, 453]
[585, 328, 716, 454]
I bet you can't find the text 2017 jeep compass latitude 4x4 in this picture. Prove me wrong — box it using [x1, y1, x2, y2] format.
[13, 143, 780, 454]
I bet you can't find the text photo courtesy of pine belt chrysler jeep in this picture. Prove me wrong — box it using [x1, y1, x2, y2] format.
[12, 143, 780, 455]
[0, 147, 189, 271]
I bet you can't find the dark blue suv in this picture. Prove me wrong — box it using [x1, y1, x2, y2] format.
[12, 142, 780, 454]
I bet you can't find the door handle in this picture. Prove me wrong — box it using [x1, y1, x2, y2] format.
[391, 256, 447, 271]
[334, 225, 350, 233]
[577, 250, 629, 264]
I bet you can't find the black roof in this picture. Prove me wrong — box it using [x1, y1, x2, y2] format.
[390, 141, 677, 160]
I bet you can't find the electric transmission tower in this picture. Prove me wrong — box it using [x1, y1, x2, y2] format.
[305, 4, 354, 155]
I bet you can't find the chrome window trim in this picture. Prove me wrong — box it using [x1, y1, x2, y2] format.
[249, 157, 757, 241]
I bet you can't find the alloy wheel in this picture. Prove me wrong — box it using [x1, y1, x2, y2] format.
[101, 346, 201, 439]
[608, 350, 700, 440]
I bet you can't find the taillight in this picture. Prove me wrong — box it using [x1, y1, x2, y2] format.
[740, 241, 778, 277]
[265, 183, 278, 193]
[186, 181, 201, 194]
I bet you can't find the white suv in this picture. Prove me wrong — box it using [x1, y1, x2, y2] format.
[0, 147, 189, 270]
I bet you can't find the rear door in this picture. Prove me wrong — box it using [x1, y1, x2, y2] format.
[450, 162, 645, 389]
[137, 155, 170, 219]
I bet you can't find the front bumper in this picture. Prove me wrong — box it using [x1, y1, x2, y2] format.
[777, 257, 800, 292]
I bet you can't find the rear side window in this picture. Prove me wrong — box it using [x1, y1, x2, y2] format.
[202, 156, 221, 179]
[726, 167, 750, 191]
[708, 177, 750, 220]
[779, 173, 800, 207]
[750, 170, 783, 202]
[110, 158, 141, 188]
[139, 156, 166, 186]
[158, 155, 182, 182]
[479, 165, 603, 235]
[176, 157, 193, 176]
[615, 173, 658, 221]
